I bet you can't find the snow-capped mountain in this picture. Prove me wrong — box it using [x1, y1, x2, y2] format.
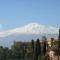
[0, 23, 59, 48]
[0, 23, 59, 37]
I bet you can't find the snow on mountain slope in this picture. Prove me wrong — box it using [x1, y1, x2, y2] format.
[0, 23, 59, 37]
[0, 23, 59, 48]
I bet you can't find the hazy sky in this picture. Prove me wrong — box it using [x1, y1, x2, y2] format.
[0, 0, 60, 31]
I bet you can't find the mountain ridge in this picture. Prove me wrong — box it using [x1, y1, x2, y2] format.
[0, 23, 59, 48]
[0, 23, 59, 37]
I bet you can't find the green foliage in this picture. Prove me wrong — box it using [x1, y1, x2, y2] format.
[0, 36, 59, 60]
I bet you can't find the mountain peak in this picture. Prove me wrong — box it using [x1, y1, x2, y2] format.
[0, 23, 59, 37]
[26, 23, 43, 27]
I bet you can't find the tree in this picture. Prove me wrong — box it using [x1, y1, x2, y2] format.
[31, 39, 35, 60]
[58, 29, 60, 47]
[58, 29, 60, 60]
[42, 36, 47, 55]
[35, 38, 41, 60]
[0, 46, 4, 60]
[3, 47, 9, 60]
[11, 41, 22, 60]
[31, 39, 35, 52]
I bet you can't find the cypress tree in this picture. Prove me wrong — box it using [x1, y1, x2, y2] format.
[31, 39, 34, 52]
[35, 38, 41, 60]
[42, 36, 47, 55]
[58, 29, 60, 60]
[58, 29, 60, 47]
[31, 39, 35, 60]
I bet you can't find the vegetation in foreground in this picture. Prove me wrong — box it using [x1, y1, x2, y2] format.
[0, 29, 60, 60]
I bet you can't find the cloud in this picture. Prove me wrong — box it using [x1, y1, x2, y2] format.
[0, 23, 59, 37]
